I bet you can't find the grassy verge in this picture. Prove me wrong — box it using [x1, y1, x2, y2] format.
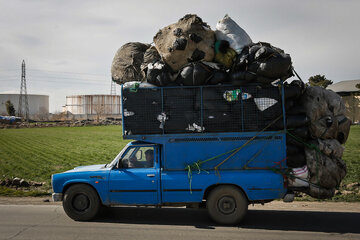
[342, 125, 360, 185]
[0, 125, 358, 200]
[0, 125, 129, 193]
[0, 186, 50, 197]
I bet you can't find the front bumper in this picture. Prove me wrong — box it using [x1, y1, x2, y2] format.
[52, 193, 63, 202]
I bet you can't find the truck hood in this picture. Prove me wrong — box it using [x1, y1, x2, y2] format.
[67, 164, 107, 172]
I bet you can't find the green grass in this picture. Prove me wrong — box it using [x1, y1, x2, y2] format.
[0, 186, 50, 197]
[0, 126, 130, 184]
[0, 125, 359, 200]
[342, 125, 360, 185]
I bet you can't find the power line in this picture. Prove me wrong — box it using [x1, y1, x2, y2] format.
[28, 69, 108, 77]
[0, 79, 106, 86]
[0, 68, 108, 77]
[1, 75, 106, 83]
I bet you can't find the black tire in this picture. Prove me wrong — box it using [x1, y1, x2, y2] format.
[207, 186, 248, 225]
[63, 184, 101, 221]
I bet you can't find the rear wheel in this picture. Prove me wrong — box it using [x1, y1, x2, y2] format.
[63, 184, 101, 221]
[207, 185, 248, 225]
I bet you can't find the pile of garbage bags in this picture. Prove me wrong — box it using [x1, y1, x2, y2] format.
[111, 14, 351, 199]
[111, 14, 293, 87]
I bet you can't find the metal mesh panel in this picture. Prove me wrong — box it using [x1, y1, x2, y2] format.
[163, 88, 201, 134]
[122, 88, 162, 135]
[122, 85, 284, 135]
[202, 86, 239, 133]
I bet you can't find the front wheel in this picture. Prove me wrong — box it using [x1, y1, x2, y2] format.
[207, 186, 248, 225]
[63, 184, 101, 221]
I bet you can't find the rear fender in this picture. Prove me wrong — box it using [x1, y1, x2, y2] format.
[203, 183, 250, 201]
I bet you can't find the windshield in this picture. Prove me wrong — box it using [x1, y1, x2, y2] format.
[107, 144, 129, 168]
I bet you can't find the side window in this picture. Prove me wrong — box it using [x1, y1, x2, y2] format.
[118, 146, 155, 169]
[130, 146, 155, 168]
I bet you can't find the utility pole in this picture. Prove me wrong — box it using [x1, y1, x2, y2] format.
[110, 79, 116, 95]
[18, 60, 29, 121]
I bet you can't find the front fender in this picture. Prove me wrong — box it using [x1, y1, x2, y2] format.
[62, 179, 109, 205]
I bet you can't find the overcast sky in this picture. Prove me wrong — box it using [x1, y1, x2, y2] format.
[0, 0, 359, 113]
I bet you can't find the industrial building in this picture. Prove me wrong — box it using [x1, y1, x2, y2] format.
[64, 95, 121, 119]
[0, 94, 49, 117]
[327, 79, 360, 123]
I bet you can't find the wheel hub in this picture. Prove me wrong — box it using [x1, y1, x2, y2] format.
[73, 194, 90, 212]
[217, 196, 236, 215]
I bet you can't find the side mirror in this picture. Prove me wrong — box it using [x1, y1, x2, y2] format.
[136, 150, 143, 160]
[118, 159, 129, 169]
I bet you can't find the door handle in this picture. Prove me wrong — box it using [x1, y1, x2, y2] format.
[147, 174, 155, 177]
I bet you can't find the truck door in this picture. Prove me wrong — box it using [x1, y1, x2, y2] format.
[109, 144, 160, 205]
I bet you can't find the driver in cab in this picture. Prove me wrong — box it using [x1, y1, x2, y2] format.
[129, 149, 154, 168]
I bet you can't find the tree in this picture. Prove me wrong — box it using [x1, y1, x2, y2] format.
[5, 100, 16, 116]
[356, 83, 360, 90]
[308, 75, 333, 88]
[93, 103, 105, 122]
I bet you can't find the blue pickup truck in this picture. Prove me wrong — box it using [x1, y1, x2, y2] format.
[52, 84, 290, 225]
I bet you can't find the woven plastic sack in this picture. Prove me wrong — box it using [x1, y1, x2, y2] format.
[336, 115, 352, 144]
[301, 86, 347, 140]
[288, 165, 309, 187]
[215, 15, 252, 54]
[111, 42, 150, 84]
[153, 14, 215, 72]
[305, 139, 346, 192]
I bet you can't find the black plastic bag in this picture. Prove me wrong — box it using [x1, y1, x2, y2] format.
[195, 87, 231, 111]
[208, 71, 229, 85]
[176, 62, 211, 86]
[230, 71, 256, 86]
[284, 85, 303, 100]
[272, 114, 310, 129]
[146, 61, 173, 87]
[288, 126, 309, 140]
[286, 144, 304, 155]
[176, 62, 225, 86]
[287, 153, 306, 168]
[257, 53, 292, 79]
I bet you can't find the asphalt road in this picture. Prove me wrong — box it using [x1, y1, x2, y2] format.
[0, 202, 359, 240]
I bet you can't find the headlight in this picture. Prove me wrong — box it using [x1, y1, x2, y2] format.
[51, 174, 54, 192]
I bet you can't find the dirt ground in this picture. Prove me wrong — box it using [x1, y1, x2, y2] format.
[0, 196, 359, 212]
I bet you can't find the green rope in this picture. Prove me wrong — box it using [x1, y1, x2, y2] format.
[286, 130, 321, 152]
[242, 133, 278, 169]
[214, 115, 284, 170]
[185, 115, 284, 193]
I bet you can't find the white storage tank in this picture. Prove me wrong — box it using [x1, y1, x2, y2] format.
[64, 95, 121, 119]
[0, 94, 49, 116]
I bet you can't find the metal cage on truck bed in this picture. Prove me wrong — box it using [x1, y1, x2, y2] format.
[121, 84, 286, 137]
